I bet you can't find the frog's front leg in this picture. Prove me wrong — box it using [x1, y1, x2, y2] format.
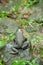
[22, 41, 29, 50]
[22, 41, 31, 50]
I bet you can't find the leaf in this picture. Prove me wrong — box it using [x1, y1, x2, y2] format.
[9, 33, 16, 41]
[0, 40, 6, 47]
[40, 54, 43, 58]
[0, 59, 4, 65]
[18, 60, 25, 65]
[12, 60, 18, 65]
[13, 60, 26, 65]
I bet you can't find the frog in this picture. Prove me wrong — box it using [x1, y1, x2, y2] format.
[0, 29, 32, 65]
[10, 29, 32, 55]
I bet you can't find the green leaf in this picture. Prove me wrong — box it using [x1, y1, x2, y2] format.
[9, 33, 16, 41]
[40, 54, 43, 58]
[18, 60, 25, 65]
[0, 40, 6, 47]
[0, 59, 4, 65]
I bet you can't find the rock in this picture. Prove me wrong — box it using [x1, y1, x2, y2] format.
[36, 58, 43, 65]
[0, 29, 33, 65]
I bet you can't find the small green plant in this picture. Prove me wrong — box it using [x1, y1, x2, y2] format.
[39, 46, 43, 58]
[0, 39, 6, 47]
[0, 33, 16, 47]
[27, 0, 39, 6]
[12, 58, 39, 65]
[0, 59, 4, 65]
[0, 11, 9, 18]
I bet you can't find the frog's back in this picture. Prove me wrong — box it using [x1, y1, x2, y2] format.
[16, 29, 24, 46]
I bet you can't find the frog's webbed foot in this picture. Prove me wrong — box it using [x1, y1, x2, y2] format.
[10, 47, 19, 55]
